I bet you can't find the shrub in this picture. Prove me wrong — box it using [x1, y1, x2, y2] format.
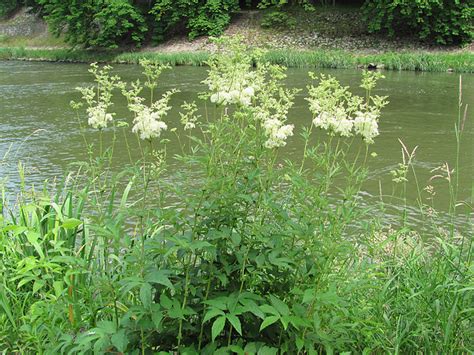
[362, 0, 474, 45]
[0, 0, 18, 17]
[36, 0, 148, 48]
[261, 10, 297, 29]
[150, 0, 239, 42]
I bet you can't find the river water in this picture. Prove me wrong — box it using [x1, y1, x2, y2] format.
[0, 61, 472, 229]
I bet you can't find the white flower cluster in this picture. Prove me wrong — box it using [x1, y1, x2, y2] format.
[127, 88, 178, 141]
[87, 104, 113, 129]
[210, 86, 255, 106]
[353, 111, 379, 144]
[312, 108, 353, 138]
[252, 78, 298, 149]
[307, 72, 388, 144]
[180, 101, 200, 130]
[76, 63, 120, 130]
[132, 107, 168, 140]
[262, 119, 294, 149]
[203, 40, 263, 108]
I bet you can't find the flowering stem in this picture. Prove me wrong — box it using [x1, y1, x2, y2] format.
[299, 122, 314, 174]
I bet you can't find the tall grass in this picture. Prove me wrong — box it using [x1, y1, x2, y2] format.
[0, 38, 472, 353]
[0, 46, 472, 72]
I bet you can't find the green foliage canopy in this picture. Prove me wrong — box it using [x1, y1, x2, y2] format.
[2, 0, 472, 47]
[362, 0, 473, 45]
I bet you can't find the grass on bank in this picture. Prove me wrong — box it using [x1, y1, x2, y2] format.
[0, 46, 472, 72]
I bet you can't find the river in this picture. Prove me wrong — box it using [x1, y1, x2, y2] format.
[0, 61, 472, 230]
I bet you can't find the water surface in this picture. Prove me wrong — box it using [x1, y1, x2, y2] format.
[0, 61, 472, 228]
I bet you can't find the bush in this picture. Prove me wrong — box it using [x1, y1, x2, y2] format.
[362, 0, 474, 45]
[0, 0, 19, 17]
[150, 0, 239, 42]
[261, 10, 297, 29]
[36, 0, 148, 48]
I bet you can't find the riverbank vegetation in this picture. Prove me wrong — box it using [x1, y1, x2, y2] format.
[0, 45, 473, 73]
[1, 1, 472, 49]
[1, 38, 472, 353]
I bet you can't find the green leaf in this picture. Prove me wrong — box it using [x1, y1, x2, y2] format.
[144, 270, 174, 290]
[17, 276, 35, 289]
[257, 346, 279, 355]
[226, 314, 242, 335]
[296, 337, 304, 351]
[203, 308, 225, 323]
[303, 288, 316, 304]
[240, 299, 265, 319]
[26, 231, 44, 258]
[140, 283, 152, 310]
[61, 218, 82, 229]
[211, 315, 226, 342]
[259, 315, 280, 331]
[260, 304, 279, 316]
[152, 310, 164, 328]
[230, 231, 241, 246]
[204, 297, 228, 311]
[269, 295, 290, 316]
[53, 280, 64, 298]
[111, 329, 128, 352]
[33, 279, 46, 293]
[160, 294, 173, 309]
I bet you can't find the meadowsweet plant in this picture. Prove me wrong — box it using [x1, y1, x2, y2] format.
[76, 63, 121, 130]
[0, 37, 472, 354]
[204, 37, 260, 107]
[307, 71, 388, 143]
[121, 61, 179, 142]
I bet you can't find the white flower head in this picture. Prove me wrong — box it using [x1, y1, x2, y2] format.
[132, 108, 168, 140]
[87, 105, 113, 129]
[354, 111, 379, 143]
[313, 112, 331, 130]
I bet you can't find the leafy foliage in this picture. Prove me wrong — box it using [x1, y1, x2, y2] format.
[261, 10, 297, 29]
[362, 0, 474, 45]
[0, 0, 18, 18]
[0, 38, 472, 353]
[150, 0, 239, 41]
[36, 0, 148, 48]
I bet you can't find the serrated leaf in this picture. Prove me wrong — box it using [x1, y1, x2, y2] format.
[140, 283, 152, 310]
[144, 270, 174, 290]
[303, 288, 316, 304]
[203, 308, 225, 323]
[296, 337, 304, 351]
[226, 314, 242, 335]
[260, 304, 279, 316]
[269, 295, 289, 316]
[240, 299, 265, 319]
[211, 315, 226, 342]
[152, 310, 163, 328]
[204, 297, 227, 310]
[111, 329, 128, 352]
[160, 294, 173, 309]
[259, 315, 279, 331]
[230, 232, 241, 246]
